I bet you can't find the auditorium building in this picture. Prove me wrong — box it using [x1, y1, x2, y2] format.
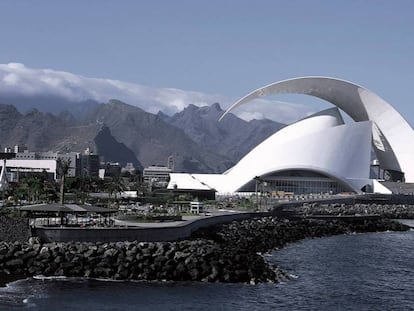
[168, 77, 414, 196]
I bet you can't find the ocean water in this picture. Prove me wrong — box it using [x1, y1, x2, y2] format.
[1, 223, 414, 310]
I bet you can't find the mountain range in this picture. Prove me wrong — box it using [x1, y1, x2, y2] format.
[0, 63, 313, 123]
[0, 63, 293, 173]
[0, 100, 284, 173]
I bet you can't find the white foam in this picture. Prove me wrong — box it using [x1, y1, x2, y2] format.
[33, 275, 67, 281]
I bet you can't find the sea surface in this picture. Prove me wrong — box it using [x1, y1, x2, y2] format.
[1, 220, 413, 310]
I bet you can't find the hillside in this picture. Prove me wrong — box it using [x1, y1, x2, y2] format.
[0, 100, 284, 173]
[83, 100, 233, 173]
[164, 103, 285, 162]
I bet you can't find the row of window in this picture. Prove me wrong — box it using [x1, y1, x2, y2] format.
[261, 178, 344, 195]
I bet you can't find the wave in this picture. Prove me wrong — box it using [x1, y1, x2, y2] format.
[33, 275, 68, 281]
[2, 277, 32, 290]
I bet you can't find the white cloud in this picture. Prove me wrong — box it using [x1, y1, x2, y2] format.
[0, 63, 314, 123]
[234, 98, 317, 123]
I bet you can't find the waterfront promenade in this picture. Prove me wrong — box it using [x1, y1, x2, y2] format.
[14, 192, 414, 243]
[0, 200, 412, 286]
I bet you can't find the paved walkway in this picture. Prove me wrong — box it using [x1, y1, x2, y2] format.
[113, 215, 205, 228]
[112, 211, 252, 228]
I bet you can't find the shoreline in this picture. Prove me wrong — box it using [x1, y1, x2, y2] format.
[0, 216, 409, 286]
[0, 273, 27, 288]
[1, 221, 411, 289]
[1, 220, 411, 292]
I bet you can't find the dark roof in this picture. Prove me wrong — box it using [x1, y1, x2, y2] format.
[17, 203, 117, 214]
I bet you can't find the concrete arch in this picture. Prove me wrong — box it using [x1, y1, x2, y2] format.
[220, 77, 414, 182]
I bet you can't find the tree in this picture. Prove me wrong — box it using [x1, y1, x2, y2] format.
[22, 176, 43, 203]
[104, 176, 127, 208]
[57, 158, 71, 205]
[42, 179, 58, 203]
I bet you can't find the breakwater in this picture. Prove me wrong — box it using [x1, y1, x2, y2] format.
[0, 216, 31, 242]
[193, 217, 409, 254]
[0, 217, 409, 284]
[293, 203, 414, 219]
[0, 237, 283, 284]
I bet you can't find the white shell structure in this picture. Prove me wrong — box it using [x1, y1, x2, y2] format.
[168, 107, 373, 194]
[168, 77, 414, 194]
[220, 77, 414, 183]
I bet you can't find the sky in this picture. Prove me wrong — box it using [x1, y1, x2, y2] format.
[0, 0, 413, 124]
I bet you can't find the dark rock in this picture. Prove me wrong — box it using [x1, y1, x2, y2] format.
[103, 248, 118, 258]
[84, 249, 96, 258]
[5, 258, 23, 268]
[174, 251, 191, 261]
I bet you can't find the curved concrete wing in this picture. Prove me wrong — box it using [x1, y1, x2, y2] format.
[198, 123, 372, 193]
[220, 77, 414, 182]
[169, 108, 373, 194]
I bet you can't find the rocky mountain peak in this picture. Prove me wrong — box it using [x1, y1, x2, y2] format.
[0, 99, 285, 174]
[211, 102, 223, 112]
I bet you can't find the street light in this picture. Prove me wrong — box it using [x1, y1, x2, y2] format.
[254, 176, 261, 210]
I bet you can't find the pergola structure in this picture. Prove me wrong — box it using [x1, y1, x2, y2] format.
[16, 203, 117, 227]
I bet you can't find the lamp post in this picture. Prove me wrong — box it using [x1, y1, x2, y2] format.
[254, 176, 261, 211]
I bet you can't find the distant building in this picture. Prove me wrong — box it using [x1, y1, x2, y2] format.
[3, 146, 100, 180]
[14, 145, 28, 153]
[143, 165, 171, 188]
[190, 201, 204, 214]
[167, 155, 175, 171]
[102, 162, 122, 177]
[121, 162, 136, 175]
[0, 159, 57, 181]
[14, 150, 36, 160]
[77, 151, 100, 178]
[13, 148, 78, 177]
[58, 153, 78, 177]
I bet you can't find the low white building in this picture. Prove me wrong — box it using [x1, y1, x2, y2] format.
[0, 159, 57, 181]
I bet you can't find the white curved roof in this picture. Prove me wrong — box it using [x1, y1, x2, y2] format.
[220, 77, 414, 182]
[169, 108, 372, 194]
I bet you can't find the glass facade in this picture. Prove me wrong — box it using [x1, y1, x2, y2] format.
[262, 176, 344, 195]
[239, 170, 350, 195]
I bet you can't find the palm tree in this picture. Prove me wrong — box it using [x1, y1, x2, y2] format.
[42, 179, 58, 203]
[22, 176, 43, 203]
[105, 176, 127, 208]
[57, 158, 71, 205]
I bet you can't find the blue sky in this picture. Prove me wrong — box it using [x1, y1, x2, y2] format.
[1, 0, 414, 122]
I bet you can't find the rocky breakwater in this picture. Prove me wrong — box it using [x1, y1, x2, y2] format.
[0, 216, 31, 242]
[194, 217, 410, 261]
[0, 237, 283, 284]
[0, 217, 409, 285]
[296, 203, 414, 219]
